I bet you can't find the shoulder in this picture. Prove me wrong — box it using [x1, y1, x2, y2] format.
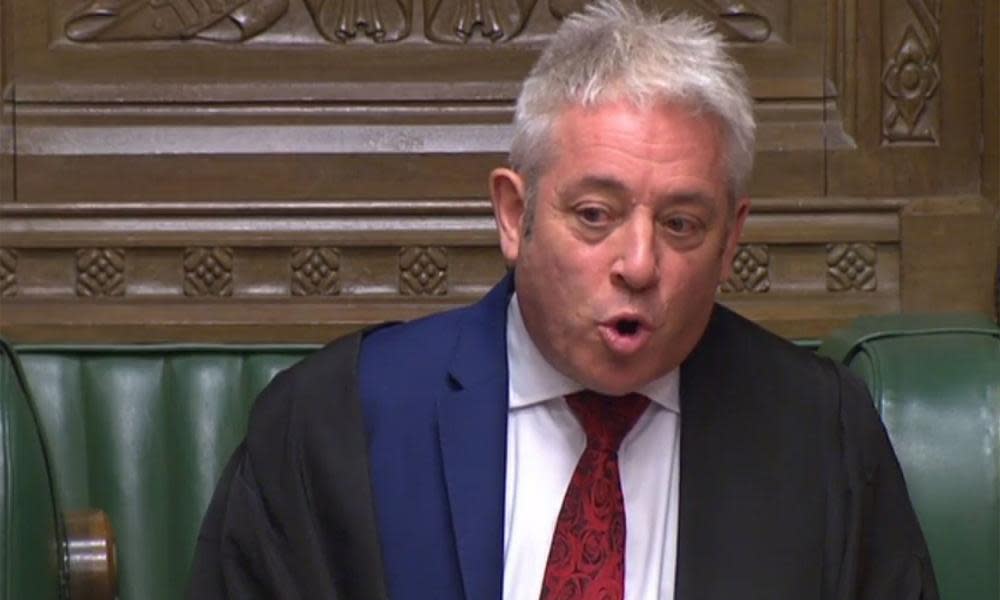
[701, 303, 834, 379]
[246, 301, 473, 430]
[360, 303, 470, 369]
[694, 304, 876, 418]
[357, 303, 482, 428]
[243, 331, 366, 464]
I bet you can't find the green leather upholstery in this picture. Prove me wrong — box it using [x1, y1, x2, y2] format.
[819, 314, 1000, 600]
[15, 344, 315, 600]
[0, 339, 63, 600]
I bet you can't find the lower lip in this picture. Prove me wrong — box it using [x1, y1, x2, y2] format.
[598, 324, 652, 356]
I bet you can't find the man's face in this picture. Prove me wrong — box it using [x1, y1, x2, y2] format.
[491, 99, 749, 395]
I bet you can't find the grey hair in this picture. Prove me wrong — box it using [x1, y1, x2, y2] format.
[510, 0, 756, 226]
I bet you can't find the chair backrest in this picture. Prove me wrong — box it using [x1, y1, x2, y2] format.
[819, 314, 1000, 600]
[0, 339, 64, 600]
[15, 344, 316, 600]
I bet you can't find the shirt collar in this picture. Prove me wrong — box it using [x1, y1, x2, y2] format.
[506, 294, 680, 414]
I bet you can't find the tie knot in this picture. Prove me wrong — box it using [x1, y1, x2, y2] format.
[564, 390, 650, 452]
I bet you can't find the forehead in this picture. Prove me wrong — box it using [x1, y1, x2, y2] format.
[545, 99, 728, 197]
[552, 98, 724, 154]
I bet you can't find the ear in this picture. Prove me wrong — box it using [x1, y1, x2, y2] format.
[489, 167, 527, 265]
[719, 197, 751, 282]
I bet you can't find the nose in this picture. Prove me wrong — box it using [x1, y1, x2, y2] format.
[611, 217, 659, 291]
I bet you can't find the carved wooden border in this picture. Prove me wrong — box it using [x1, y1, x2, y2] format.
[881, 0, 941, 144]
[0, 197, 907, 341]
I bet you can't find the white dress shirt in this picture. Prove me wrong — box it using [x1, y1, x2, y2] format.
[502, 294, 681, 600]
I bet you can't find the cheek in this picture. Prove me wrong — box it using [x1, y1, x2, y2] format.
[540, 246, 602, 291]
[661, 252, 725, 301]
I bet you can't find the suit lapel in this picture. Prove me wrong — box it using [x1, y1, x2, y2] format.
[437, 275, 513, 600]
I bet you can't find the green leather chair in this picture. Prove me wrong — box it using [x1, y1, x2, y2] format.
[12, 344, 315, 600]
[819, 314, 1000, 600]
[0, 339, 63, 600]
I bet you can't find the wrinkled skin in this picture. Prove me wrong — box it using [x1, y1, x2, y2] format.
[491, 99, 750, 395]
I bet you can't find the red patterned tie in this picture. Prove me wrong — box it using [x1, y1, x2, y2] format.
[539, 391, 651, 600]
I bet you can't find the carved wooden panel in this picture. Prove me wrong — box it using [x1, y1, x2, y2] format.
[0, 0, 995, 342]
[291, 247, 342, 296]
[881, 0, 940, 144]
[0, 249, 16, 298]
[0, 197, 913, 340]
[54, 0, 787, 46]
[826, 0, 980, 196]
[399, 246, 448, 295]
[720, 244, 770, 294]
[8, 0, 830, 207]
[76, 248, 126, 297]
[183, 248, 235, 297]
[825, 243, 877, 292]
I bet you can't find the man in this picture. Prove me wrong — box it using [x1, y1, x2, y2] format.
[189, 1, 938, 598]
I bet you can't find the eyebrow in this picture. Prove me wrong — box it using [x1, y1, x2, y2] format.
[663, 191, 716, 210]
[559, 176, 718, 214]
[557, 175, 631, 202]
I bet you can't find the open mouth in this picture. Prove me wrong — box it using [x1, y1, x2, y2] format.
[599, 316, 652, 355]
[615, 319, 641, 336]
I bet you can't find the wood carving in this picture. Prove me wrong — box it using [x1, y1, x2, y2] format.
[291, 247, 341, 296]
[720, 244, 769, 293]
[64, 0, 289, 42]
[426, 0, 537, 42]
[76, 248, 126, 297]
[183, 247, 233, 296]
[305, 0, 411, 41]
[399, 246, 447, 295]
[826, 243, 876, 292]
[548, 0, 772, 43]
[62, 0, 771, 43]
[882, 0, 940, 143]
[0, 249, 16, 298]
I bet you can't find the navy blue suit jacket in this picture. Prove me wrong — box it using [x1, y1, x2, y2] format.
[190, 274, 937, 600]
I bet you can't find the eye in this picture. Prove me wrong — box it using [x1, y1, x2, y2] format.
[658, 214, 708, 249]
[663, 215, 697, 235]
[576, 205, 611, 227]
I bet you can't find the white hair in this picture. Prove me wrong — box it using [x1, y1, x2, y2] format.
[510, 0, 756, 225]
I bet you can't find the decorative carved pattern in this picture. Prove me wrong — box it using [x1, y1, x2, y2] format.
[305, 0, 411, 41]
[63, 0, 771, 44]
[826, 243, 876, 292]
[0, 249, 16, 297]
[549, 0, 772, 43]
[882, 0, 940, 143]
[76, 248, 126, 297]
[399, 246, 447, 295]
[426, 0, 536, 42]
[65, 0, 290, 42]
[720, 244, 770, 293]
[184, 247, 234, 296]
[291, 247, 341, 296]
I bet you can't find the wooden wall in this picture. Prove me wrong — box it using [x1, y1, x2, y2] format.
[0, 0, 996, 342]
